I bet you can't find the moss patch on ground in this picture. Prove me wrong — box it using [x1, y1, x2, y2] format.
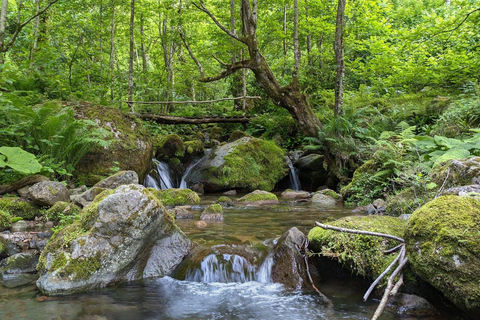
[0, 198, 43, 220]
[308, 215, 407, 281]
[148, 188, 200, 206]
[45, 202, 81, 223]
[404, 195, 480, 315]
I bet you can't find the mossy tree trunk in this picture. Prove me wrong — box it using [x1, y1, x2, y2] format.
[191, 0, 322, 138]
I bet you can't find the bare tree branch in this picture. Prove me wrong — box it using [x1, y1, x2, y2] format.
[179, 28, 204, 78]
[435, 8, 480, 36]
[192, 0, 246, 44]
[3, 0, 60, 53]
[212, 54, 228, 67]
[314, 222, 405, 243]
[199, 59, 252, 82]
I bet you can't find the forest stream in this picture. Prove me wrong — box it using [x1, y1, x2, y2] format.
[0, 195, 461, 320]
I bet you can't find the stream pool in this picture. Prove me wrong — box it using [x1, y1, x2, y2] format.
[0, 194, 464, 320]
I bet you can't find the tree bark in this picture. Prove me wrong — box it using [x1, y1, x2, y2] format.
[0, 0, 7, 67]
[192, 0, 322, 137]
[28, 0, 41, 69]
[334, 0, 346, 118]
[128, 0, 135, 110]
[109, 0, 116, 102]
[293, 0, 300, 79]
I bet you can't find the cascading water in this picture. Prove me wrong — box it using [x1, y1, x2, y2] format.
[286, 156, 301, 191]
[179, 158, 202, 189]
[144, 158, 202, 190]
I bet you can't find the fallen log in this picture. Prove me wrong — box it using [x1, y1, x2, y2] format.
[0, 175, 49, 195]
[132, 113, 251, 124]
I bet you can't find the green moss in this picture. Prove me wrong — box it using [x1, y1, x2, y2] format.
[237, 190, 278, 203]
[0, 209, 11, 230]
[184, 140, 204, 155]
[203, 204, 223, 214]
[405, 195, 480, 314]
[308, 215, 407, 281]
[216, 196, 234, 206]
[228, 130, 250, 142]
[318, 189, 341, 200]
[46, 201, 81, 223]
[10, 216, 23, 223]
[148, 188, 200, 206]
[0, 198, 43, 220]
[0, 237, 8, 257]
[340, 160, 379, 205]
[155, 134, 185, 160]
[63, 255, 102, 281]
[218, 138, 286, 192]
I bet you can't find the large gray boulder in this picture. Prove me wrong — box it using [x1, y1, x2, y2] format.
[28, 181, 70, 206]
[0, 252, 39, 288]
[93, 170, 139, 189]
[36, 184, 192, 295]
[184, 137, 287, 192]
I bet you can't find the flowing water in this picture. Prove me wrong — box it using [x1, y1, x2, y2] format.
[0, 195, 463, 320]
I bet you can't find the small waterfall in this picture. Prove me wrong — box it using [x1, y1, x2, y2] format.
[185, 251, 273, 284]
[144, 159, 176, 190]
[286, 156, 301, 191]
[179, 158, 202, 189]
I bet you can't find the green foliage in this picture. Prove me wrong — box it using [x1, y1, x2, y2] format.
[0, 147, 42, 176]
[0, 100, 112, 182]
[0, 198, 44, 220]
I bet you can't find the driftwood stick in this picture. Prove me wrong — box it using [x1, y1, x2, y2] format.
[363, 245, 405, 301]
[384, 243, 403, 254]
[314, 222, 405, 243]
[371, 254, 409, 320]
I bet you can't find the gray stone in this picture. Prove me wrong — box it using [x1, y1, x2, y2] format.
[280, 189, 311, 200]
[311, 193, 336, 206]
[223, 190, 237, 196]
[295, 154, 328, 190]
[94, 170, 139, 189]
[28, 181, 70, 206]
[36, 184, 192, 296]
[71, 187, 106, 208]
[393, 293, 439, 318]
[366, 204, 377, 215]
[372, 198, 386, 208]
[171, 206, 194, 219]
[10, 220, 28, 233]
[0, 252, 39, 275]
[271, 227, 308, 290]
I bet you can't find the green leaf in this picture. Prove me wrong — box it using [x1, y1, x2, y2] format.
[0, 147, 42, 174]
[433, 147, 471, 167]
[426, 182, 437, 190]
[0, 155, 6, 168]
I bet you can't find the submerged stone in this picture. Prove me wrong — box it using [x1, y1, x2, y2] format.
[36, 184, 192, 295]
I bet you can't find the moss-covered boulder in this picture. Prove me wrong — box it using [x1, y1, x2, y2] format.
[184, 140, 204, 157]
[308, 215, 407, 280]
[404, 195, 480, 317]
[154, 134, 185, 161]
[386, 188, 424, 216]
[430, 157, 480, 190]
[0, 209, 11, 231]
[36, 184, 192, 295]
[0, 198, 43, 220]
[200, 204, 224, 221]
[148, 188, 200, 207]
[185, 137, 287, 192]
[237, 190, 279, 205]
[73, 104, 153, 185]
[28, 181, 70, 206]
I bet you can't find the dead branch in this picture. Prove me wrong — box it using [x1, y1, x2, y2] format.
[363, 245, 404, 301]
[372, 252, 408, 320]
[122, 96, 260, 105]
[314, 222, 405, 243]
[199, 59, 252, 82]
[132, 114, 251, 124]
[384, 243, 403, 254]
[192, 0, 245, 44]
[313, 221, 408, 320]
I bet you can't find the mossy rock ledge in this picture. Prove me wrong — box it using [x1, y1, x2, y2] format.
[184, 137, 287, 192]
[148, 188, 200, 207]
[36, 184, 192, 296]
[73, 104, 153, 185]
[308, 215, 407, 281]
[404, 195, 480, 317]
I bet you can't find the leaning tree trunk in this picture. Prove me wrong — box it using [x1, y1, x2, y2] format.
[192, 0, 322, 137]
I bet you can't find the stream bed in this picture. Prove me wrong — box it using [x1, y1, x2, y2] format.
[0, 194, 463, 320]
